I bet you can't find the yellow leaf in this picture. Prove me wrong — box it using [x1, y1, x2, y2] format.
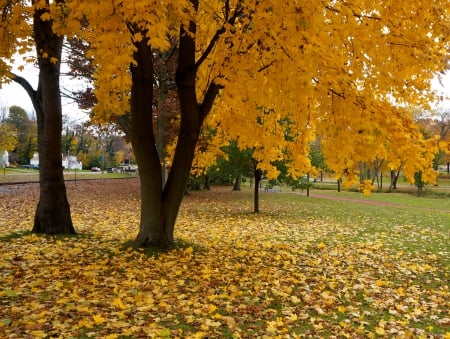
[111, 297, 126, 310]
[337, 305, 347, 313]
[93, 314, 106, 324]
[76, 306, 91, 313]
[40, 12, 51, 21]
[375, 327, 385, 336]
[317, 242, 326, 249]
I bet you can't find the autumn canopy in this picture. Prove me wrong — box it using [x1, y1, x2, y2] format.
[61, 0, 447, 182]
[0, 0, 449, 245]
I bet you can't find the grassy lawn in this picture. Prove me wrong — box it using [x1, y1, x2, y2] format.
[0, 180, 449, 338]
[307, 189, 450, 210]
[0, 167, 132, 183]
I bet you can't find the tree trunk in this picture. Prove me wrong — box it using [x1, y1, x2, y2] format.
[388, 169, 400, 192]
[233, 174, 242, 191]
[127, 36, 168, 248]
[203, 175, 210, 190]
[306, 173, 310, 197]
[130, 22, 220, 248]
[253, 169, 262, 213]
[30, 4, 74, 234]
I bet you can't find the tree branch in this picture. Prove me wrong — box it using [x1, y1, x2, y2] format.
[194, 0, 243, 70]
[200, 82, 223, 120]
[9, 72, 37, 103]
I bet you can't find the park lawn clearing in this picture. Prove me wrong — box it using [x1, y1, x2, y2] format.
[0, 179, 449, 338]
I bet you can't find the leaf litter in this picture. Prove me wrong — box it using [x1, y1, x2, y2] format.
[0, 179, 448, 338]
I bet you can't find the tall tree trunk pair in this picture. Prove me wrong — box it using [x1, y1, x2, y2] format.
[388, 169, 400, 192]
[11, 3, 74, 234]
[130, 23, 220, 248]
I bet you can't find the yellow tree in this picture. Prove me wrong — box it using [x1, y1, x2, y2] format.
[0, 0, 75, 234]
[65, 0, 449, 247]
[0, 122, 17, 154]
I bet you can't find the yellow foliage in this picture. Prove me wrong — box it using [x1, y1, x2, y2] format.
[2, 1, 449, 179]
[360, 179, 375, 197]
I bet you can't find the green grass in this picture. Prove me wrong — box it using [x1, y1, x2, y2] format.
[0, 168, 132, 182]
[256, 190, 450, 265]
[308, 189, 450, 209]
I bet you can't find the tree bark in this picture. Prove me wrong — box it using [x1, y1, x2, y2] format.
[388, 169, 400, 192]
[130, 20, 220, 248]
[126, 34, 167, 247]
[28, 2, 74, 234]
[233, 174, 242, 191]
[203, 175, 211, 190]
[253, 169, 262, 213]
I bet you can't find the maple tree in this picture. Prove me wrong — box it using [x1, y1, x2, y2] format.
[60, 0, 450, 247]
[0, 0, 75, 234]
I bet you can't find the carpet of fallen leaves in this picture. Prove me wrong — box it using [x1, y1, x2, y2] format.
[0, 179, 449, 338]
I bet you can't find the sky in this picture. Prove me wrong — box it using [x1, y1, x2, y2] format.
[0, 62, 89, 123]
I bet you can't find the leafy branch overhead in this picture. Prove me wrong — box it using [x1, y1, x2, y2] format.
[55, 0, 450, 181]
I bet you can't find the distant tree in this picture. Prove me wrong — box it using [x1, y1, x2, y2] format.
[0, 121, 17, 154]
[6, 106, 37, 164]
[417, 109, 450, 173]
[114, 150, 124, 167]
[210, 140, 254, 190]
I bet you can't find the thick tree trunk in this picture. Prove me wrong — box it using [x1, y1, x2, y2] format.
[129, 21, 220, 248]
[127, 37, 168, 248]
[127, 1, 224, 247]
[31, 4, 74, 234]
[233, 174, 242, 191]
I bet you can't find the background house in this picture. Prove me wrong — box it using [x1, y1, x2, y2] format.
[30, 152, 39, 167]
[0, 151, 9, 167]
[30, 152, 82, 170]
[62, 154, 82, 170]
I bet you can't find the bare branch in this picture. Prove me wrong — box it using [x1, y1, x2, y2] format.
[9, 72, 37, 102]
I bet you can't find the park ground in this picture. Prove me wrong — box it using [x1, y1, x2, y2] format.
[0, 178, 449, 338]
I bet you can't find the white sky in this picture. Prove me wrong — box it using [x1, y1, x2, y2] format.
[0, 62, 88, 123]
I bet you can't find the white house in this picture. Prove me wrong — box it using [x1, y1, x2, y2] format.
[0, 151, 9, 167]
[30, 152, 39, 167]
[62, 154, 82, 170]
[30, 152, 82, 170]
